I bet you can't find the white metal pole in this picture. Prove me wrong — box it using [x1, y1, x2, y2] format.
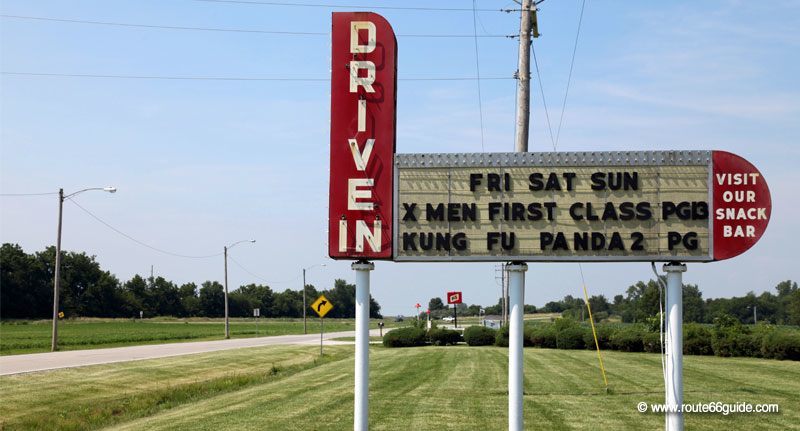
[353, 261, 374, 431]
[507, 262, 527, 431]
[664, 263, 686, 431]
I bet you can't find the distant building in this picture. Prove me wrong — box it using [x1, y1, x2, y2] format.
[483, 315, 503, 329]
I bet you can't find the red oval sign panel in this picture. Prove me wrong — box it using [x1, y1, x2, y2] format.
[712, 151, 772, 261]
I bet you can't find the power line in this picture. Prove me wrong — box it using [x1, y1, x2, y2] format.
[228, 255, 302, 285]
[1, 72, 514, 82]
[471, 0, 486, 152]
[554, 0, 587, 148]
[0, 191, 59, 196]
[0, 14, 513, 38]
[193, 0, 503, 12]
[531, 44, 556, 150]
[68, 198, 223, 259]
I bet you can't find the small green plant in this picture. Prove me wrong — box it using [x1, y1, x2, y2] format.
[428, 328, 462, 346]
[463, 326, 496, 346]
[383, 326, 426, 348]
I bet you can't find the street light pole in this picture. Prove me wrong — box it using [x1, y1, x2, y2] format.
[224, 245, 229, 339]
[223, 239, 255, 339]
[51, 188, 64, 352]
[302, 263, 326, 334]
[51, 186, 116, 352]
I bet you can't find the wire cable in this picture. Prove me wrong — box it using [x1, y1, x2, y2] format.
[0, 14, 513, 38]
[554, 0, 587, 147]
[531, 44, 557, 150]
[651, 262, 668, 396]
[228, 255, 303, 285]
[68, 198, 223, 259]
[194, 0, 502, 12]
[471, 0, 486, 152]
[1, 72, 514, 82]
[0, 191, 59, 196]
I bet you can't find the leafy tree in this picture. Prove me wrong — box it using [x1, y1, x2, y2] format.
[0, 243, 51, 318]
[199, 281, 224, 317]
[179, 282, 200, 317]
[428, 297, 445, 311]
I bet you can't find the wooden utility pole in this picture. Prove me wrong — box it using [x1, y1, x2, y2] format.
[514, 0, 539, 152]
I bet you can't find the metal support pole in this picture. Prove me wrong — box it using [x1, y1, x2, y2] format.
[224, 246, 230, 339]
[664, 263, 686, 431]
[320, 318, 324, 356]
[302, 268, 307, 334]
[51, 188, 64, 352]
[353, 261, 373, 431]
[507, 262, 527, 431]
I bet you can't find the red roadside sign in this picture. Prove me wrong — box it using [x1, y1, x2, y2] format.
[447, 291, 463, 305]
[328, 12, 397, 260]
[712, 151, 771, 261]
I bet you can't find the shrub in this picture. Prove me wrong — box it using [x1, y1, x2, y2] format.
[610, 325, 646, 352]
[383, 327, 426, 348]
[494, 325, 536, 347]
[464, 326, 497, 346]
[584, 324, 616, 350]
[711, 315, 756, 357]
[428, 328, 462, 346]
[642, 332, 662, 353]
[528, 325, 557, 348]
[683, 323, 713, 355]
[557, 326, 587, 350]
[495, 326, 509, 347]
[761, 330, 800, 361]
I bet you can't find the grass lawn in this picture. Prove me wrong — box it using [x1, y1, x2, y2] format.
[0, 318, 388, 355]
[2, 344, 798, 430]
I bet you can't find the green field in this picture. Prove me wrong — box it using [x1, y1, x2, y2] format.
[0, 318, 390, 355]
[2, 344, 798, 430]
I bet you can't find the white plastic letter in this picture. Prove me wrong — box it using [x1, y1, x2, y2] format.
[350, 21, 376, 54]
[339, 220, 348, 252]
[348, 138, 374, 171]
[350, 61, 375, 93]
[355, 219, 381, 252]
[348, 178, 374, 210]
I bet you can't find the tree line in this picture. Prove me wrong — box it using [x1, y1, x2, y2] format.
[424, 279, 800, 326]
[537, 279, 800, 325]
[0, 244, 381, 319]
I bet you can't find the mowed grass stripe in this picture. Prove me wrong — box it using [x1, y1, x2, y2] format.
[0, 319, 367, 355]
[3, 344, 799, 430]
[0, 345, 351, 430]
[99, 346, 799, 431]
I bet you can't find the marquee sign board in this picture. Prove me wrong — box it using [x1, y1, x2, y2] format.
[328, 12, 397, 260]
[393, 150, 770, 262]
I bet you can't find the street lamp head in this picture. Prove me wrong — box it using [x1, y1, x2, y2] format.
[103, 186, 117, 193]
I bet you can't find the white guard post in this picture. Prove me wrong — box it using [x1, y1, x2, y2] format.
[353, 261, 374, 431]
[507, 262, 527, 431]
[664, 263, 686, 431]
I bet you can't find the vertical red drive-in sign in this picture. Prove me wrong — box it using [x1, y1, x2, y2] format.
[712, 151, 772, 261]
[329, 12, 397, 260]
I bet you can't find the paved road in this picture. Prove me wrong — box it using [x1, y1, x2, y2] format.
[0, 330, 382, 376]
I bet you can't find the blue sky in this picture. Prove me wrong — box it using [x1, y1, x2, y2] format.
[1, 0, 798, 316]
